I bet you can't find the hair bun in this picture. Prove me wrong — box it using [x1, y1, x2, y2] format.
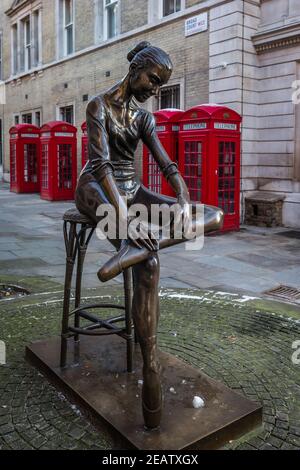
[127, 41, 151, 62]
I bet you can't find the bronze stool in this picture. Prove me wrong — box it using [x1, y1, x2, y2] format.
[60, 207, 134, 372]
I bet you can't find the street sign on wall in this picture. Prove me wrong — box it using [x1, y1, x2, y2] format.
[185, 12, 208, 37]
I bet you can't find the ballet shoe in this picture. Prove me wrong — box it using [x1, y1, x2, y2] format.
[142, 399, 162, 430]
[142, 386, 163, 430]
[97, 240, 149, 282]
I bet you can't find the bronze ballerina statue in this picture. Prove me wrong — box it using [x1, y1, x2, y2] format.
[75, 41, 224, 430]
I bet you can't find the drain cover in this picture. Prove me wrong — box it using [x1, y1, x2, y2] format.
[264, 285, 300, 301]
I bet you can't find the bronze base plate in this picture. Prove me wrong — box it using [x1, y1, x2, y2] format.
[26, 336, 262, 450]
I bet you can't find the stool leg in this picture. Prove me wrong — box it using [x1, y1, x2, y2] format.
[123, 267, 134, 373]
[74, 227, 87, 342]
[60, 222, 76, 368]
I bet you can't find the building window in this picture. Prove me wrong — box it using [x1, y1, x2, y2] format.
[58, 0, 74, 57]
[163, 0, 182, 17]
[157, 84, 181, 109]
[64, 0, 74, 55]
[14, 110, 42, 126]
[22, 113, 32, 124]
[59, 105, 74, 124]
[105, 0, 119, 39]
[11, 10, 41, 75]
[24, 16, 31, 71]
[12, 24, 18, 75]
[0, 33, 2, 80]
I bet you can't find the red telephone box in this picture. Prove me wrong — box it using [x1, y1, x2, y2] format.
[178, 105, 242, 232]
[143, 109, 183, 196]
[9, 124, 40, 193]
[81, 121, 88, 169]
[40, 121, 77, 201]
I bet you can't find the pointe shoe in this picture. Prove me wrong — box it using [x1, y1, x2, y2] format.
[142, 399, 162, 430]
[98, 241, 149, 282]
[142, 376, 163, 430]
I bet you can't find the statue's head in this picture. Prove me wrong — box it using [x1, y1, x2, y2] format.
[127, 41, 173, 103]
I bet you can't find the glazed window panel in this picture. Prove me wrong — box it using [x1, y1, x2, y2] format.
[57, 144, 72, 189]
[218, 141, 236, 215]
[10, 143, 17, 183]
[105, 0, 119, 39]
[42, 144, 48, 189]
[24, 143, 38, 183]
[148, 152, 162, 193]
[163, 0, 182, 16]
[183, 141, 202, 202]
[158, 84, 180, 109]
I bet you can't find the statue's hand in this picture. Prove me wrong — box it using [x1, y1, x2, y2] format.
[177, 193, 191, 231]
[127, 220, 159, 252]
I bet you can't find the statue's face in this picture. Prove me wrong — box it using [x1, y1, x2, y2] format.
[130, 63, 172, 103]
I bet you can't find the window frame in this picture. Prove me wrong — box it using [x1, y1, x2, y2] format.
[56, 102, 75, 125]
[0, 32, 3, 81]
[153, 78, 185, 111]
[162, 0, 183, 18]
[10, 6, 42, 77]
[104, 0, 119, 40]
[63, 0, 74, 56]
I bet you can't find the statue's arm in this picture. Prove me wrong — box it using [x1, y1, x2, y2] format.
[87, 98, 128, 223]
[141, 112, 189, 199]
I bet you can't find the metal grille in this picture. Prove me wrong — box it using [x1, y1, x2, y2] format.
[41, 144, 48, 189]
[218, 141, 236, 214]
[264, 285, 300, 302]
[147, 153, 161, 193]
[183, 141, 202, 202]
[57, 144, 72, 189]
[159, 84, 180, 109]
[10, 142, 17, 183]
[24, 143, 38, 183]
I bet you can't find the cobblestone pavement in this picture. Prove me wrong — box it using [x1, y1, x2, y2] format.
[0, 276, 300, 450]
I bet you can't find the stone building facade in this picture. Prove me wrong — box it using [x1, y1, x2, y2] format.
[0, 0, 300, 227]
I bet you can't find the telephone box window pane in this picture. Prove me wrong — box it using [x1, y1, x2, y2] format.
[42, 144, 48, 189]
[148, 152, 161, 193]
[10, 143, 17, 183]
[57, 144, 72, 189]
[24, 144, 38, 183]
[218, 141, 236, 215]
[184, 141, 202, 202]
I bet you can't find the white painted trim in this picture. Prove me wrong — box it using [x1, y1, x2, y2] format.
[160, 0, 186, 20]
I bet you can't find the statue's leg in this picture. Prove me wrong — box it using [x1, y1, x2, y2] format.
[132, 253, 162, 430]
[98, 185, 224, 282]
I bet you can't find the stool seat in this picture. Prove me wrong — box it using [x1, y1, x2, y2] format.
[63, 208, 95, 226]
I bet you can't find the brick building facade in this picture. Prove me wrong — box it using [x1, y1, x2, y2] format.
[0, 0, 300, 227]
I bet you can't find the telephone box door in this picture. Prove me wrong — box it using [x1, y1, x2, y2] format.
[179, 135, 208, 203]
[214, 137, 240, 231]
